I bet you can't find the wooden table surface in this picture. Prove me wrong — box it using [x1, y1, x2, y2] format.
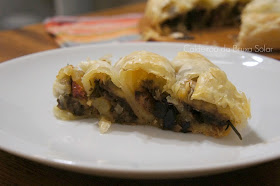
[0, 2, 280, 185]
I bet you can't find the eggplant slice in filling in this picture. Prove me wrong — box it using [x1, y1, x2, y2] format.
[90, 79, 137, 123]
[134, 80, 191, 133]
[134, 80, 242, 139]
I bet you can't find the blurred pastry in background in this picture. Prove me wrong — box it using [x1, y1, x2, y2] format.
[141, 0, 251, 40]
[141, 0, 280, 51]
[237, 0, 280, 50]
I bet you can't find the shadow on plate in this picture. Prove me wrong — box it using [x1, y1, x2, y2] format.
[78, 119, 265, 147]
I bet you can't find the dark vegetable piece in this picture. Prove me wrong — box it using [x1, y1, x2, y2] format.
[180, 121, 191, 133]
[57, 95, 86, 116]
[185, 7, 207, 30]
[70, 100, 86, 116]
[92, 80, 137, 123]
[163, 108, 177, 130]
[90, 80, 103, 98]
[226, 122, 242, 140]
[153, 100, 168, 118]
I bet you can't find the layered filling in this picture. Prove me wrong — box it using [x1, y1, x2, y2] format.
[183, 78, 242, 139]
[57, 78, 94, 116]
[135, 80, 191, 132]
[161, 2, 249, 36]
[185, 104, 230, 127]
[90, 79, 137, 123]
[134, 79, 240, 138]
[57, 75, 138, 123]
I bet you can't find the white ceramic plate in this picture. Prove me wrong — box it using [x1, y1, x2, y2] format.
[0, 43, 280, 179]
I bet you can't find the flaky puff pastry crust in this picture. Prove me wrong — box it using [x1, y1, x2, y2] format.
[114, 51, 176, 124]
[172, 52, 251, 137]
[79, 59, 115, 95]
[53, 65, 86, 120]
[79, 59, 134, 121]
[237, 0, 280, 49]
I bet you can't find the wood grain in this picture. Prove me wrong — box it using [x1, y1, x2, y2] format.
[0, 2, 279, 185]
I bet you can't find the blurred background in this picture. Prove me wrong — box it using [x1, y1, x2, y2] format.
[0, 0, 145, 30]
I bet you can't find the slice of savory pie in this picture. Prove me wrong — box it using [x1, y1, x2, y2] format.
[53, 58, 137, 124]
[171, 52, 251, 138]
[53, 51, 251, 139]
[53, 64, 96, 120]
